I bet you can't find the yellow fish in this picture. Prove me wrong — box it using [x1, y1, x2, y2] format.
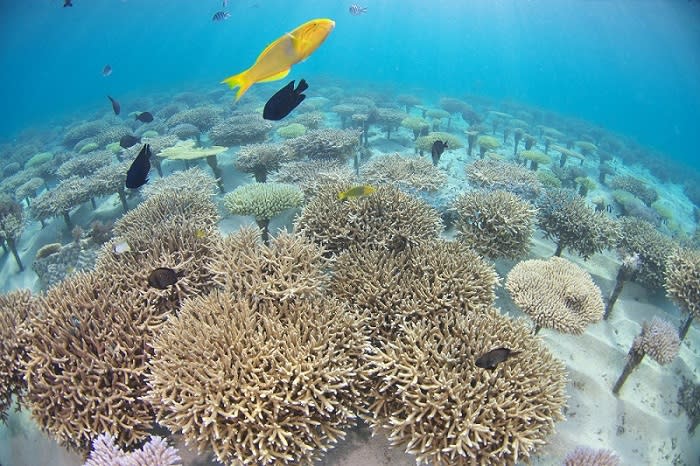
[337, 185, 376, 201]
[221, 18, 336, 102]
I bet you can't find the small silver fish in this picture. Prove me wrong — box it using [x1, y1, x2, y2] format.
[102, 64, 112, 77]
[113, 240, 131, 254]
[349, 4, 367, 16]
[212, 10, 231, 21]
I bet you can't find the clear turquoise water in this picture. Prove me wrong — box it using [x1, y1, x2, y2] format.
[1, 0, 699, 166]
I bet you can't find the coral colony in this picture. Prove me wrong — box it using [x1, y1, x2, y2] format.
[0, 75, 699, 466]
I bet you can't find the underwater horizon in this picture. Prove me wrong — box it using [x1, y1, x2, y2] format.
[1, 1, 700, 466]
[1, 0, 700, 167]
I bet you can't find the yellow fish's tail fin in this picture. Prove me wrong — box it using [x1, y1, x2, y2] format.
[221, 70, 252, 102]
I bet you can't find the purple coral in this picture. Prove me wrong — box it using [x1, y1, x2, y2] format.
[563, 446, 620, 466]
[84, 434, 181, 466]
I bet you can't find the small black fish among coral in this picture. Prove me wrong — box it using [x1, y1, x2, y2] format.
[107, 95, 121, 115]
[125, 143, 151, 189]
[147, 267, 179, 289]
[119, 134, 141, 149]
[431, 140, 448, 166]
[135, 111, 154, 123]
[263, 79, 309, 121]
[475, 347, 520, 369]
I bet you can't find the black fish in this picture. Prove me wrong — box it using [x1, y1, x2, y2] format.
[125, 144, 151, 189]
[147, 267, 178, 289]
[135, 111, 154, 123]
[107, 95, 120, 115]
[263, 79, 308, 121]
[431, 140, 448, 166]
[475, 347, 520, 370]
[119, 134, 141, 149]
[212, 11, 231, 21]
[64, 0, 73, 7]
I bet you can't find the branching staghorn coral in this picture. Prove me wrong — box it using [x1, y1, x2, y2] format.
[664, 247, 700, 340]
[207, 226, 330, 302]
[537, 189, 620, 258]
[209, 113, 272, 147]
[364, 309, 567, 465]
[270, 160, 355, 198]
[146, 290, 368, 465]
[331, 239, 498, 343]
[0, 290, 38, 421]
[165, 105, 223, 131]
[604, 252, 641, 320]
[296, 183, 443, 256]
[612, 317, 680, 395]
[0, 194, 25, 270]
[454, 190, 536, 259]
[23, 272, 165, 452]
[617, 217, 678, 290]
[282, 128, 361, 161]
[360, 153, 447, 192]
[466, 159, 543, 200]
[84, 434, 181, 466]
[140, 167, 218, 200]
[506, 256, 604, 334]
[610, 175, 658, 207]
[235, 142, 291, 182]
[56, 151, 113, 179]
[563, 446, 620, 466]
[222, 182, 304, 243]
[30, 176, 93, 229]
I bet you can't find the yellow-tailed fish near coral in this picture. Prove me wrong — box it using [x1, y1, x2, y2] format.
[221, 18, 335, 102]
[337, 185, 375, 201]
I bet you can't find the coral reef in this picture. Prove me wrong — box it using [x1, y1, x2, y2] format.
[400, 116, 430, 140]
[32, 240, 98, 289]
[222, 182, 304, 243]
[331, 239, 498, 343]
[520, 149, 551, 170]
[296, 183, 442, 255]
[360, 153, 447, 192]
[617, 217, 678, 290]
[63, 121, 107, 148]
[563, 446, 620, 466]
[209, 113, 272, 146]
[270, 160, 355, 197]
[664, 247, 700, 339]
[56, 152, 112, 179]
[678, 377, 700, 434]
[476, 135, 501, 158]
[83, 434, 181, 466]
[16, 176, 45, 206]
[537, 189, 619, 258]
[506, 256, 604, 334]
[612, 317, 679, 395]
[0, 290, 38, 420]
[364, 309, 567, 465]
[282, 128, 361, 161]
[465, 159, 543, 200]
[610, 175, 658, 206]
[24, 272, 164, 452]
[147, 272, 367, 465]
[168, 122, 200, 140]
[454, 190, 536, 259]
[0, 194, 25, 270]
[276, 122, 307, 139]
[165, 105, 223, 131]
[234, 142, 291, 182]
[604, 252, 641, 320]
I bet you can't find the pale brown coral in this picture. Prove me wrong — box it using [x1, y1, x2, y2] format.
[295, 183, 442, 255]
[506, 256, 604, 334]
[270, 160, 354, 197]
[207, 226, 330, 303]
[665, 248, 700, 319]
[454, 190, 536, 259]
[146, 290, 367, 465]
[331, 239, 498, 342]
[466, 159, 543, 200]
[23, 272, 165, 452]
[234, 142, 291, 182]
[632, 317, 680, 365]
[364, 309, 567, 465]
[360, 153, 447, 192]
[282, 128, 361, 161]
[0, 290, 38, 420]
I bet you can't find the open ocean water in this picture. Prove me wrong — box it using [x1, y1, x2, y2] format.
[0, 1, 699, 465]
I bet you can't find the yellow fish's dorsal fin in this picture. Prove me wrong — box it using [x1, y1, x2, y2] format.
[258, 68, 291, 83]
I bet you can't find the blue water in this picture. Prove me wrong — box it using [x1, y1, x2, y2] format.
[1, 0, 699, 167]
